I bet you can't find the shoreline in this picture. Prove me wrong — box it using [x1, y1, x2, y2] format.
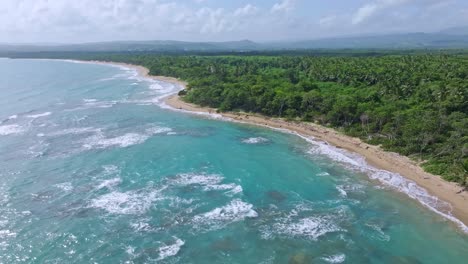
[79, 60, 468, 231]
[70, 59, 189, 88]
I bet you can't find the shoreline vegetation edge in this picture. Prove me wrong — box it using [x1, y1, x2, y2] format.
[83, 60, 468, 231]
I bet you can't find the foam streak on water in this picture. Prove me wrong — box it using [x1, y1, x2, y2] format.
[89, 188, 163, 215]
[157, 237, 185, 260]
[0, 124, 25, 135]
[193, 199, 258, 230]
[26, 112, 52, 118]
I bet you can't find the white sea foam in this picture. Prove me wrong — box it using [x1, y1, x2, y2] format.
[157, 237, 185, 260]
[170, 173, 243, 195]
[8, 115, 18, 120]
[45, 127, 100, 137]
[261, 203, 346, 240]
[369, 169, 468, 233]
[130, 220, 152, 232]
[149, 83, 165, 90]
[336, 183, 365, 198]
[0, 124, 25, 135]
[242, 137, 269, 144]
[171, 173, 223, 186]
[85, 100, 116, 109]
[159, 100, 227, 120]
[125, 246, 137, 257]
[60, 59, 182, 109]
[96, 178, 122, 190]
[103, 165, 120, 175]
[336, 186, 347, 197]
[193, 199, 257, 230]
[145, 126, 173, 135]
[308, 141, 364, 167]
[225, 185, 243, 196]
[82, 125, 173, 150]
[74, 61, 227, 124]
[322, 254, 346, 263]
[83, 133, 149, 149]
[89, 188, 162, 215]
[65, 100, 117, 111]
[54, 182, 73, 192]
[0, 230, 17, 238]
[166, 196, 195, 208]
[202, 183, 238, 191]
[26, 112, 51, 118]
[268, 216, 342, 240]
[290, 132, 468, 233]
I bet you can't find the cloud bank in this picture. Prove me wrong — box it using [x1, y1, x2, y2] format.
[0, 0, 467, 43]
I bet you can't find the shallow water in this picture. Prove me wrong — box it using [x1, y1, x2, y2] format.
[0, 58, 467, 263]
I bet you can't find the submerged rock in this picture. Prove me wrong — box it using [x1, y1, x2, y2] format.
[267, 190, 286, 203]
[289, 252, 310, 264]
[211, 237, 239, 252]
[387, 255, 423, 264]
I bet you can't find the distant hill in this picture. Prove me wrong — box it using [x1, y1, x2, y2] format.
[438, 26, 468, 36]
[2, 29, 468, 53]
[0, 40, 261, 53]
[267, 32, 468, 49]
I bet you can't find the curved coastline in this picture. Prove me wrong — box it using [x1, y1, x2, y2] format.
[75, 59, 468, 232]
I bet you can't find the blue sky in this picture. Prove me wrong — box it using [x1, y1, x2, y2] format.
[1, 0, 468, 43]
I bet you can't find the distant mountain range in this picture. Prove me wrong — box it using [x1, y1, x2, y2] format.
[2, 27, 468, 53]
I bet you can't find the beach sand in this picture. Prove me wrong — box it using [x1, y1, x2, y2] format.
[93, 60, 468, 229]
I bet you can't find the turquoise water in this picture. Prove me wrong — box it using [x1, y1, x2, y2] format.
[0, 58, 467, 263]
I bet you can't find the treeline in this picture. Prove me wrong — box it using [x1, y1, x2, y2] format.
[15, 53, 468, 185]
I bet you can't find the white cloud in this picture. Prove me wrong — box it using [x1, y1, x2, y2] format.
[350, 0, 454, 25]
[234, 4, 258, 17]
[271, 0, 296, 13]
[0, 0, 466, 43]
[319, 15, 338, 27]
[352, 0, 411, 24]
[197, 8, 229, 34]
[352, 3, 379, 24]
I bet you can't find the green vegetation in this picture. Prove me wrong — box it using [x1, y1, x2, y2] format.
[11, 52, 468, 185]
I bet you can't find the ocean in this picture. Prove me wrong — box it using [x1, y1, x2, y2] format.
[0, 58, 467, 263]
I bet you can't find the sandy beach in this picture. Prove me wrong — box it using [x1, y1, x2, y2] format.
[93, 60, 468, 229]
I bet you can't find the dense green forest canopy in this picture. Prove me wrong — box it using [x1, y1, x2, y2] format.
[8, 52, 468, 186]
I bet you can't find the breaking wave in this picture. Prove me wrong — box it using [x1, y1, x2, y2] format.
[322, 254, 346, 263]
[169, 173, 243, 195]
[0, 124, 25, 135]
[83, 133, 149, 149]
[89, 188, 163, 215]
[82, 126, 172, 150]
[260, 204, 346, 240]
[54, 182, 73, 192]
[241, 137, 269, 144]
[193, 199, 258, 230]
[26, 112, 51, 118]
[289, 132, 468, 233]
[157, 237, 185, 260]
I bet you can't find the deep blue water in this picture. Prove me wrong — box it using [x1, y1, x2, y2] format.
[0, 58, 467, 263]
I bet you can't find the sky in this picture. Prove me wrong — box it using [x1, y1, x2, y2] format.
[1, 0, 468, 43]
